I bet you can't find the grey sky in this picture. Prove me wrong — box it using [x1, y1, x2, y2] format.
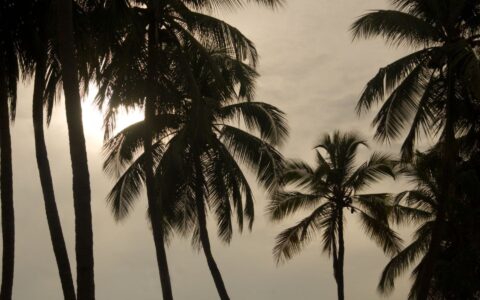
[7, 0, 420, 299]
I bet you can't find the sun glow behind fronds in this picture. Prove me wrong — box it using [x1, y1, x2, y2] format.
[81, 87, 143, 141]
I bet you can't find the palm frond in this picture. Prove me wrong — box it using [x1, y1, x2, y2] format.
[220, 125, 284, 192]
[351, 10, 441, 46]
[267, 191, 323, 221]
[273, 202, 333, 264]
[378, 231, 431, 294]
[346, 152, 396, 191]
[358, 210, 403, 256]
[219, 101, 289, 146]
[356, 48, 433, 114]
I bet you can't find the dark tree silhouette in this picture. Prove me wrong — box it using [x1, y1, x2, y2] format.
[351, 1, 480, 296]
[269, 132, 399, 300]
[55, 0, 94, 298]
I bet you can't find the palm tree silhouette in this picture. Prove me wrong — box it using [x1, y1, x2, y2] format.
[102, 44, 287, 299]
[0, 1, 20, 297]
[56, 0, 95, 298]
[269, 131, 399, 300]
[351, 1, 480, 296]
[96, 1, 283, 298]
[25, 2, 76, 298]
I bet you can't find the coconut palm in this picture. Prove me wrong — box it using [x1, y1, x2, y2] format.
[25, 3, 77, 298]
[102, 44, 287, 299]
[96, 1, 283, 298]
[55, 0, 95, 297]
[268, 131, 400, 300]
[351, 1, 480, 296]
[0, 2, 19, 297]
[381, 150, 480, 299]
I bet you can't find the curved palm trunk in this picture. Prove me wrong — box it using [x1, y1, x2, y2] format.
[332, 209, 345, 300]
[55, 0, 94, 298]
[0, 66, 14, 300]
[33, 55, 76, 300]
[144, 17, 173, 300]
[193, 157, 230, 300]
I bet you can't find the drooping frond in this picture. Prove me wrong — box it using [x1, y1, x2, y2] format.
[357, 209, 403, 256]
[356, 48, 434, 114]
[378, 230, 431, 294]
[219, 101, 289, 146]
[267, 191, 323, 221]
[346, 152, 396, 191]
[220, 125, 284, 192]
[351, 10, 441, 47]
[372, 64, 431, 142]
[278, 159, 314, 188]
[273, 202, 333, 264]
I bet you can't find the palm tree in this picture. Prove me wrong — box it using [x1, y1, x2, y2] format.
[96, 1, 283, 298]
[380, 150, 480, 299]
[55, 0, 94, 298]
[102, 44, 287, 299]
[351, 1, 480, 296]
[0, 1, 23, 297]
[27, 6, 76, 298]
[268, 131, 400, 300]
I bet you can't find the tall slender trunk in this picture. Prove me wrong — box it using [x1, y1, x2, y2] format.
[334, 209, 345, 300]
[337, 211, 345, 300]
[144, 17, 173, 300]
[0, 65, 14, 300]
[33, 54, 76, 300]
[417, 56, 457, 300]
[55, 0, 94, 298]
[194, 157, 230, 300]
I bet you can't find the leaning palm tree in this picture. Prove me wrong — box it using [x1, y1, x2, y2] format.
[351, 1, 480, 296]
[21, 2, 77, 298]
[96, 1, 283, 298]
[269, 131, 400, 300]
[55, 0, 95, 297]
[0, 2, 20, 297]
[102, 44, 287, 299]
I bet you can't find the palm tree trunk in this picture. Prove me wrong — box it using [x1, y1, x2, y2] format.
[335, 209, 345, 300]
[331, 208, 345, 300]
[33, 54, 76, 300]
[55, 0, 94, 298]
[417, 56, 457, 300]
[144, 16, 173, 300]
[0, 66, 14, 300]
[194, 157, 230, 300]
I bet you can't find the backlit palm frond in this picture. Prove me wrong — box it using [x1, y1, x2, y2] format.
[400, 73, 442, 161]
[274, 202, 333, 264]
[373, 64, 431, 143]
[346, 152, 395, 191]
[378, 230, 431, 294]
[267, 191, 323, 221]
[357, 209, 403, 256]
[351, 10, 441, 47]
[278, 159, 314, 188]
[218, 101, 289, 146]
[221, 125, 284, 192]
[356, 48, 434, 114]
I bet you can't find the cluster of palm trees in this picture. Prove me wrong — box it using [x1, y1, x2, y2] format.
[269, 1, 480, 300]
[0, 0, 479, 300]
[270, 0, 480, 299]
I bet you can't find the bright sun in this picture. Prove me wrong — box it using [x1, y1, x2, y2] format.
[81, 87, 144, 140]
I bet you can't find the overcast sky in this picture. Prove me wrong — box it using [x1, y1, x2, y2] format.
[7, 0, 420, 299]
